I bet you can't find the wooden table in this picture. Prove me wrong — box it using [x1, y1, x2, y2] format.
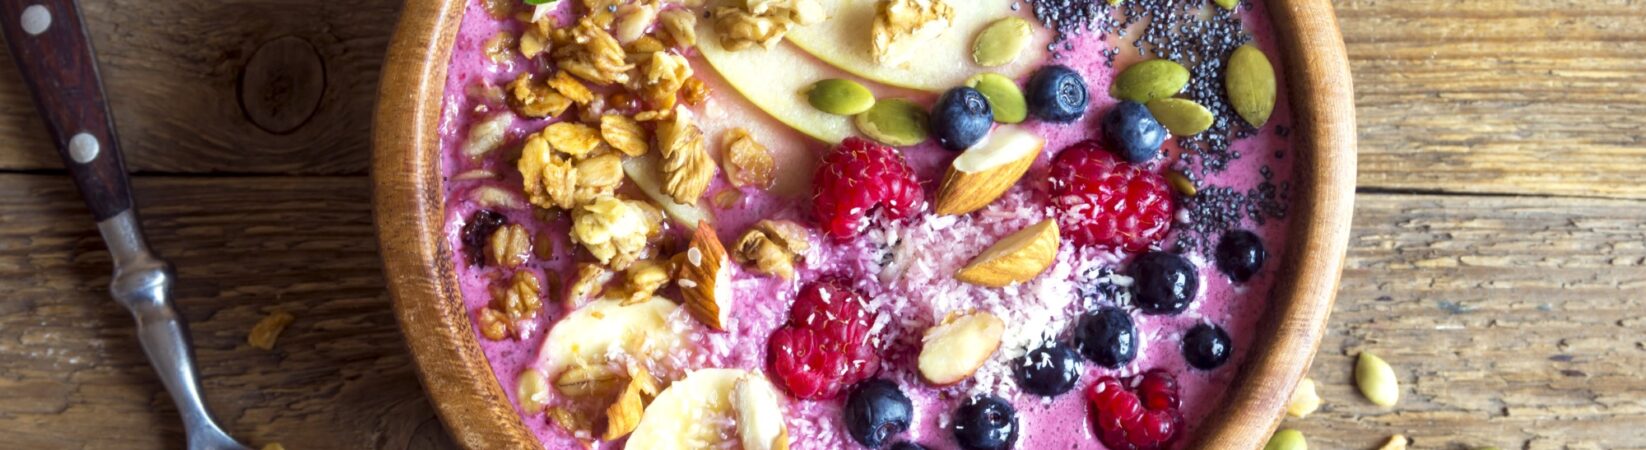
[1, 1, 1641, 448]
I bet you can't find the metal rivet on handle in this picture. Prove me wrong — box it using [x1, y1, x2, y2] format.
[69, 132, 99, 163]
[20, 5, 50, 36]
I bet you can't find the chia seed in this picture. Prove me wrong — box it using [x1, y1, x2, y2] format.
[1172, 171, 1290, 254]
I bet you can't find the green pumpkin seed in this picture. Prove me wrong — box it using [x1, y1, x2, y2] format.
[1226, 44, 1276, 127]
[854, 98, 929, 146]
[966, 73, 1028, 124]
[1165, 170, 1197, 197]
[1146, 98, 1214, 136]
[1110, 59, 1190, 103]
[1214, 0, 1239, 10]
[807, 79, 876, 116]
[972, 18, 1033, 68]
[1356, 351, 1400, 407]
[1264, 429, 1307, 450]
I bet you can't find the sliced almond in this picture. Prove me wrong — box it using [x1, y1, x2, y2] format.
[956, 219, 1060, 287]
[918, 311, 1006, 385]
[677, 221, 734, 331]
[733, 373, 791, 450]
[604, 365, 660, 441]
[934, 125, 1044, 215]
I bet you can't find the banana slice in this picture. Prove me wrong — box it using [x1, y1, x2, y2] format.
[625, 369, 791, 450]
[537, 296, 683, 379]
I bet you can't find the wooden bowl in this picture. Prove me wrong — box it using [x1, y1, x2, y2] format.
[371, 0, 1357, 448]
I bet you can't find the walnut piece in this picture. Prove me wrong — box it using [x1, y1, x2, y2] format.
[722, 128, 775, 190]
[656, 107, 713, 204]
[518, 134, 580, 210]
[600, 114, 650, 157]
[486, 223, 533, 268]
[571, 197, 653, 270]
[507, 73, 573, 118]
[871, 0, 955, 66]
[733, 220, 812, 279]
[247, 311, 295, 350]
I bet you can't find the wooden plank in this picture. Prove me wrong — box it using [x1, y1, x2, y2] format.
[3, 173, 1643, 448]
[0, 0, 400, 174]
[1339, 0, 1646, 199]
[0, 174, 454, 449]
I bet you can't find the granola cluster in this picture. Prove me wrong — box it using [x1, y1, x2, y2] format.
[871, 0, 956, 66]
[711, 0, 827, 50]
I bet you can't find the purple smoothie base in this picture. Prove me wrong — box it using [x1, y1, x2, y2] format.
[435, 1, 1297, 448]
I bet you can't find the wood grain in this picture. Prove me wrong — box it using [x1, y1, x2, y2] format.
[4, 174, 1642, 448]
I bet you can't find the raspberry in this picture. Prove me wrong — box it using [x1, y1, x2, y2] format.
[812, 137, 924, 242]
[1049, 140, 1174, 251]
[1085, 370, 1182, 450]
[768, 278, 881, 399]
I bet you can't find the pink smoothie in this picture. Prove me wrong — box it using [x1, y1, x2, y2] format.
[435, 1, 1297, 449]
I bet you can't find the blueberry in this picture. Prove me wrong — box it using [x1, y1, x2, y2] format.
[1026, 65, 1089, 123]
[844, 379, 914, 448]
[1215, 229, 1267, 282]
[1013, 342, 1083, 396]
[951, 396, 1018, 450]
[1182, 323, 1233, 370]
[890, 443, 930, 450]
[1102, 101, 1168, 163]
[930, 87, 994, 151]
[1131, 251, 1200, 315]
[460, 209, 507, 266]
[1073, 306, 1137, 368]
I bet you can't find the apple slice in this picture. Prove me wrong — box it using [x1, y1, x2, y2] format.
[696, 17, 856, 144]
[918, 311, 1006, 385]
[785, 0, 1050, 92]
[934, 125, 1045, 215]
[956, 219, 1060, 287]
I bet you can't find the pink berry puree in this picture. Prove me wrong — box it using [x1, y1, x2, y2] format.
[435, 0, 1296, 448]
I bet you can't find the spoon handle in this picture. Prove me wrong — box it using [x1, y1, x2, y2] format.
[0, 2, 249, 449]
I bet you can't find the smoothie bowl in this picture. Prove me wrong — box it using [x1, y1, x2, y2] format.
[372, 0, 1355, 448]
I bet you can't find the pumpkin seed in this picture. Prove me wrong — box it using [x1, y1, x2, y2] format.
[854, 98, 930, 146]
[972, 17, 1033, 68]
[1226, 44, 1276, 127]
[1110, 59, 1190, 103]
[1165, 170, 1197, 197]
[966, 73, 1028, 124]
[806, 79, 876, 116]
[1378, 435, 1410, 450]
[1286, 377, 1321, 417]
[1147, 98, 1214, 136]
[1356, 351, 1400, 407]
[1264, 429, 1307, 450]
[1214, 0, 1239, 10]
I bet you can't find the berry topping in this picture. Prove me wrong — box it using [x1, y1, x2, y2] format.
[1026, 64, 1090, 123]
[1049, 141, 1174, 251]
[812, 137, 925, 242]
[1131, 251, 1200, 315]
[889, 443, 929, 450]
[1182, 323, 1233, 370]
[951, 395, 1019, 450]
[1086, 370, 1183, 450]
[1102, 101, 1169, 163]
[1215, 229, 1267, 282]
[1074, 306, 1138, 368]
[460, 209, 507, 266]
[844, 379, 914, 448]
[930, 87, 995, 151]
[768, 278, 881, 400]
[1013, 342, 1083, 397]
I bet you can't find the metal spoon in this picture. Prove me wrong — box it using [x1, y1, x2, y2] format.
[0, 2, 251, 449]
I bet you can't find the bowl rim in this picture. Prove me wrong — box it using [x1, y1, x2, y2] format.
[370, 1, 1356, 448]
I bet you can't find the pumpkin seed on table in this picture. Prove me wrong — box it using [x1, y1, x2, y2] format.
[1356, 351, 1400, 407]
[972, 17, 1033, 68]
[965, 73, 1028, 124]
[1264, 429, 1307, 450]
[854, 98, 930, 146]
[1226, 44, 1277, 127]
[1110, 59, 1190, 103]
[1146, 98, 1214, 136]
[1378, 435, 1410, 450]
[806, 79, 876, 116]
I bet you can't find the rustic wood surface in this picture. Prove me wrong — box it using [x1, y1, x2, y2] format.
[0, 0, 1641, 449]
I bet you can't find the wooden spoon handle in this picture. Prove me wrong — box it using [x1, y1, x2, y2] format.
[0, 0, 133, 221]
